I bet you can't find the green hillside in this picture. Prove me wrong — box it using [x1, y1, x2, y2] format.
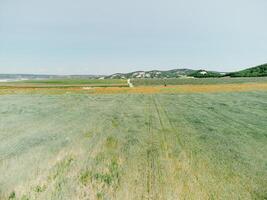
[228, 63, 267, 77]
[106, 69, 196, 79]
[189, 70, 223, 78]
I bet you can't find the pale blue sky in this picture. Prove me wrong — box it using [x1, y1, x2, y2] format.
[0, 0, 267, 75]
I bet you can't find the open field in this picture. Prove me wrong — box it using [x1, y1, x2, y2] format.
[1, 77, 267, 90]
[0, 84, 267, 199]
[0, 79, 128, 88]
[132, 77, 267, 86]
[1, 83, 267, 95]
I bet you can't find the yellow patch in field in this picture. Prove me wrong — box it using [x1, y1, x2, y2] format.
[1, 83, 267, 95]
[89, 83, 267, 94]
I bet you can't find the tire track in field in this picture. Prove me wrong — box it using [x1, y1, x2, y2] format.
[146, 95, 153, 199]
[153, 96, 184, 148]
[152, 96, 171, 159]
[152, 95, 207, 199]
[152, 96, 180, 198]
[144, 95, 181, 200]
[144, 95, 163, 200]
[153, 95, 186, 159]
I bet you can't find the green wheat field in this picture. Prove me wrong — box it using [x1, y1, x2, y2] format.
[0, 81, 267, 199]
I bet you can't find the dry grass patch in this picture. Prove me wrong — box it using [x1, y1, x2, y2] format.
[1, 83, 267, 95]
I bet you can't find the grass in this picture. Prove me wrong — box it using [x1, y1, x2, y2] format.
[0, 87, 266, 199]
[0, 78, 128, 88]
[1, 82, 267, 95]
[19, 78, 126, 85]
[132, 77, 267, 86]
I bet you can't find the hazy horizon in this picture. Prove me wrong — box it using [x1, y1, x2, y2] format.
[1, 0, 267, 75]
[0, 63, 265, 76]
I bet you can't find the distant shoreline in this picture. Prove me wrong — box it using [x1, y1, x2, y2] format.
[0, 78, 29, 82]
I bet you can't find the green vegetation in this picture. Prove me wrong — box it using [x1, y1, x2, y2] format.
[189, 70, 223, 78]
[132, 76, 267, 86]
[8, 192, 16, 199]
[105, 69, 196, 79]
[0, 90, 266, 199]
[19, 78, 127, 85]
[0, 79, 128, 88]
[1, 63, 267, 85]
[228, 63, 267, 77]
[107, 63, 267, 79]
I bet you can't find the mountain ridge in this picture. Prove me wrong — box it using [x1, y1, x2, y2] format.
[106, 63, 267, 79]
[0, 63, 266, 80]
[106, 68, 225, 79]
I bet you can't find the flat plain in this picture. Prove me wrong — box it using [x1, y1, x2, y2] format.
[0, 78, 267, 200]
[0, 79, 128, 88]
[132, 77, 267, 86]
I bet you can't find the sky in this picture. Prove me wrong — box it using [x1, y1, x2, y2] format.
[0, 0, 267, 75]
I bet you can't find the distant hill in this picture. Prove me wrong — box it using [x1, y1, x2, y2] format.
[106, 69, 194, 79]
[0, 74, 103, 82]
[106, 69, 224, 79]
[107, 63, 267, 79]
[227, 63, 267, 77]
[1, 63, 267, 81]
[188, 70, 223, 78]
